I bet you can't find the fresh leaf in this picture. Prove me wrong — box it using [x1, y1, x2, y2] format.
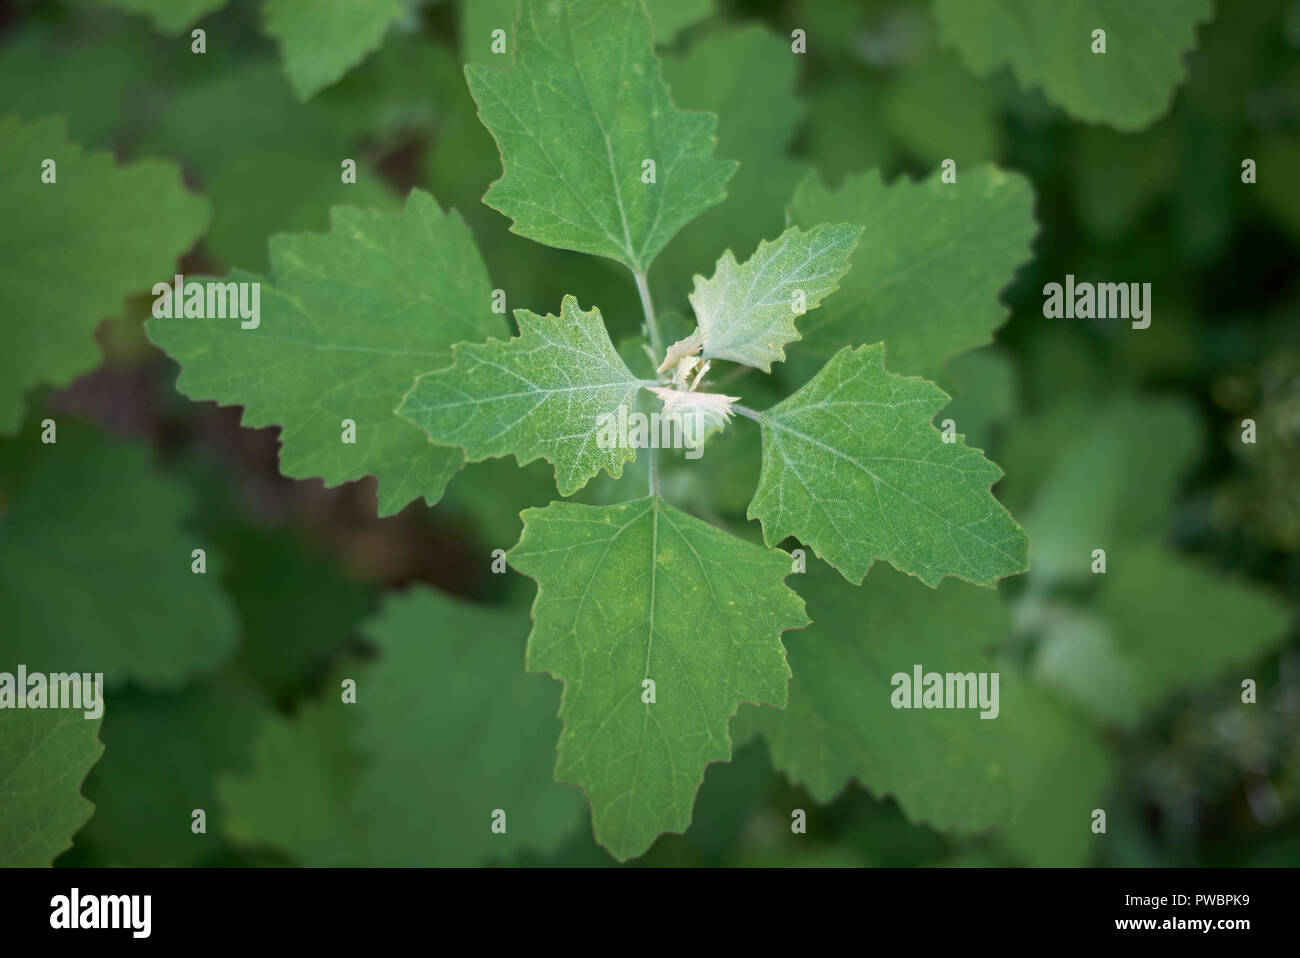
[748, 344, 1027, 587]
[509, 497, 809, 860]
[145, 59, 402, 270]
[784, 164, 1036, 382]
[90, 0, 226, 34]
[656, 375, 784, 517]
[74, 680, 270, 866]
[0, 430, 239, 686]
[1095, 544, 1292, 712]
[939, 346, 1018, 453]
[0, 114, 209, 434]
[800, 74, 895, 190]
[149, 61, 348, 171]
[672, 223, 863, 373]
[993, 393, 1099, 514]
[263, 0, 405, 100]
[658, 738, 773, 862]
[441, 457, 561, 558]
[218, 696, 368, 865]
[647, 386, 738, 451]
[204, 150, 400, 271]
[885, 48, 1000, 168]
[463, 0, 709, 61]
[166, 447, 380, 707]
[933, 0, 1214, 131]
[357, 587, 585, 865]
[214, 525, 378, 704]
[1017, 396, 1202, 585]
[400, 295, 645, 497]
[431, 10, 651, 335]
[0, 709, 103, 867]
[0, 23, 151, 147]
[655, 25, 807, 307]
[148, 190, 504, 516]
[460, 0, 523, 65]
[736, 563, 1016, 832]
[317, 32, 454, 144]
[465, 0, 735, 273]
[1071, 121, 1179, 240]
[1031, 607, 1139, 729]
[1255, 136, 1300, 240]
[645, 0, 712, 41]
[997, 669, 1114, 866]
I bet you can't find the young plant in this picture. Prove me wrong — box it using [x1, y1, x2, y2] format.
[147, 0, 1035, 860]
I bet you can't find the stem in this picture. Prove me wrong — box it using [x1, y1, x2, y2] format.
[715, 364, 753, 388]
[732, 403, 762, 421]
[633, 269, 663, 357]
[633, 268, 664, 497]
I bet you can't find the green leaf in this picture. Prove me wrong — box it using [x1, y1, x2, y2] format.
[736, 563, 1015, 832]
[1071, 121, 1179, 240]
[441, 457, 560, 554]
[647, 386, 738, 452]
[0, 114, 209, 434]
[218, 696, 368, 865]
[74, 680, 270, 866]
[645, 0, 712, 41]
[784, 164, 1037, 381]
[1253, 135, 1300, 241]
[463, 0, 708, 61]
[997, 669, 1114, 866]
[164, 447, 380, 706]
[1018, 396, 1203, 586]
[993, 394, 1097, 514]
[933, 0, 1214, 131]
[465, 0, 735, 273]
[148, 189, 504, 517]
[90, 0, 227, 34]
[939, 346, 1018, 453]
[655, 25, 807, 308]
[0, 430, 239, 686]
[1031, 606, 1141, 730]
[400, 295, 645, 497]
[0, 709, 103, 867]
[800, 74, 894, 190]
[426, 17, 651, 336]
[144, 59, 403, 271]
[748, 344, 1028, 587]
[0, 23, 151, 147]
[204, 150, 400, 272]
[357, 587, 585, 865]
[1094, 545, 1292, 712]
[508, 498, 809, 861]
[317, 32, 453, 143]
[212, 525, 378, 704]
[658, 738, 772, 862]
[655, 376, 778, 516]
[460, 0, 523, 66]
[884, 48, 1001, 168]
[149, 61, 347, 172]
[672, 223, 862, 373]
[263, 0, 405, 100]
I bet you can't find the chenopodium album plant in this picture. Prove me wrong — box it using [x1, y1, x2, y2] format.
[149, 0, 1034, 861]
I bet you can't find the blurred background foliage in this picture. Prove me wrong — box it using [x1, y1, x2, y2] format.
[1, 0, 1298, 866]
